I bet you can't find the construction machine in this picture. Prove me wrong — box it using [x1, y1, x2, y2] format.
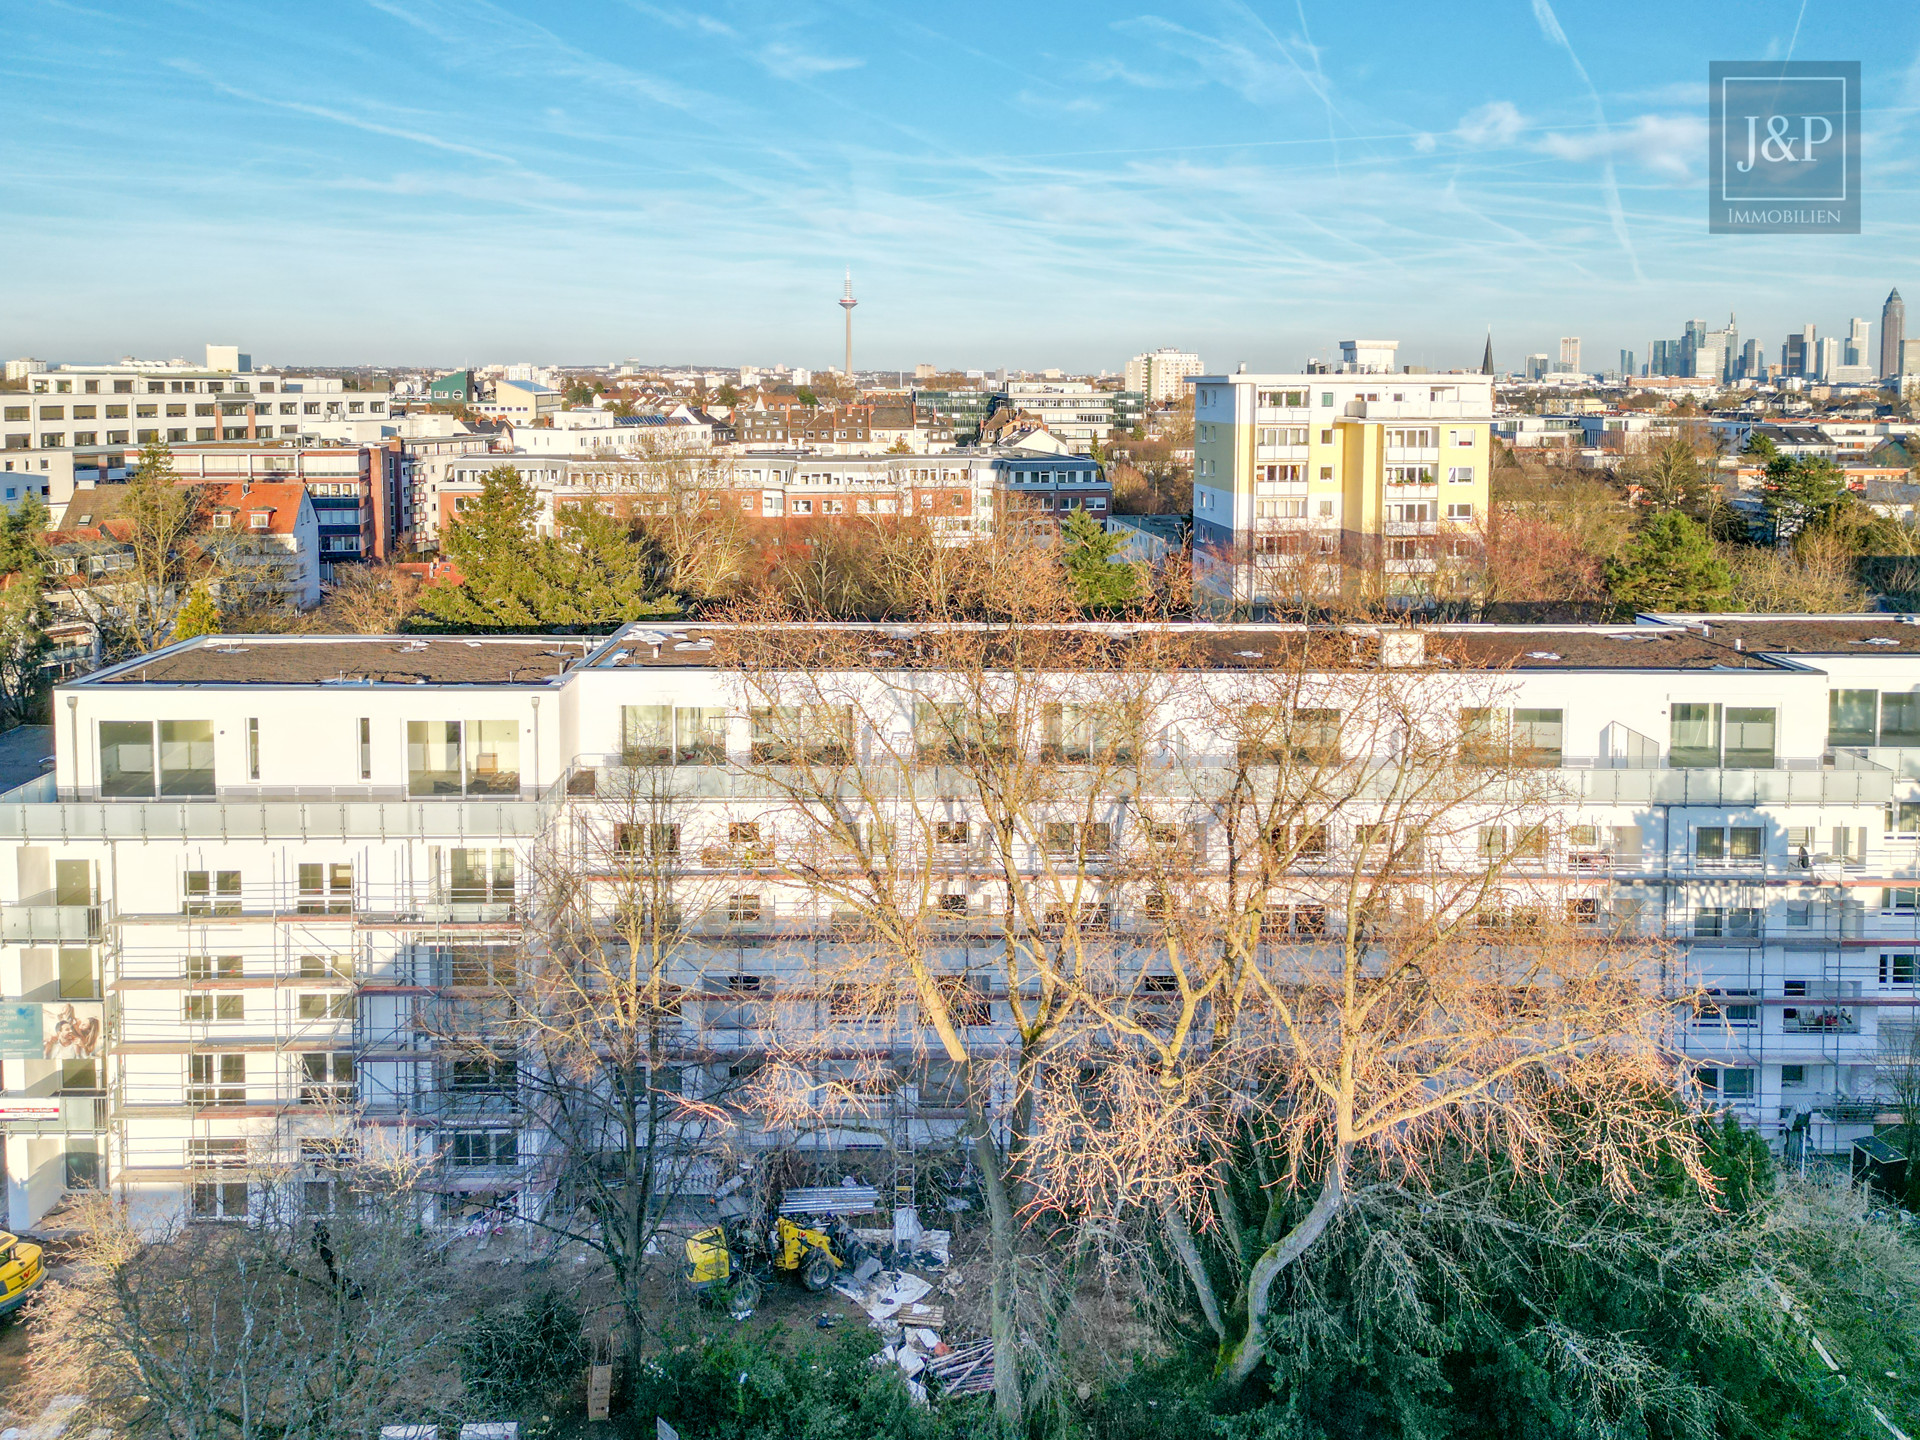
[683, 1211, 868, 1299]
[0, 1231, 44, 1320]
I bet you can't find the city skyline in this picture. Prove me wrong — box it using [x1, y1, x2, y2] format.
[5, 2, 1920, 372]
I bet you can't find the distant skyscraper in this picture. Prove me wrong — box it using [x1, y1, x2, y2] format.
[1619, 349, 1634, 379]
[1815, 335, 1840, 382]
[1525, 353, 1550, 381]
[1740, 338, 1761, 380]
[1558, 336, 1581, 373]
[1722, 313, 1738, 383]
[1845, 316, 1871, 368]
[1698, 317, 1733, 383]
[1783, 324, 1815, 378]
[1883, 290, 1905, 380]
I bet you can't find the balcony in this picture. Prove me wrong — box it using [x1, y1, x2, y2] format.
[1562, 764, 1892, 807]
[0, 795, 546, 842]
[1344, 399, 1487, 421]
[1780, 1005, 1859, 1034]
[1, 904, 101, 942]
[0, 1095, 106, 1133]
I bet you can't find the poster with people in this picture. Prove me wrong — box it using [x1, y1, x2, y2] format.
[0, 1002, 104, 1059]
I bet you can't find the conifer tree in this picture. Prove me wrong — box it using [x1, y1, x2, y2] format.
[415, 465, 547, 629]
[169, 585, 222, 641]
[1060, 506, 1139, 612]
[1605, 512, 1735, 612]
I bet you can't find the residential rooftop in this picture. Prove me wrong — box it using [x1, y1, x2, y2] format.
[81, 635, 599, 687]
[61, 616, 1920, 689]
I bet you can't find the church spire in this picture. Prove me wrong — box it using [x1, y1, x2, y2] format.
[1481, 331, 1494, 376]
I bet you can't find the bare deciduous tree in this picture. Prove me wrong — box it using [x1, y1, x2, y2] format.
[24, 1154, 450, 1440]
[1011, 639, 1705, 1387]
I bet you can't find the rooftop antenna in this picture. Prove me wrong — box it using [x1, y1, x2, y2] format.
[839, 268, 858, 387]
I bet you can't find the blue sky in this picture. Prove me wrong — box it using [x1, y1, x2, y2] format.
[4, 1, 1920, 374]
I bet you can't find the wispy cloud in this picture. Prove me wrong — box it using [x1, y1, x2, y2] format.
[754, 42, 863, 81]
[1015, 89, 1103, 117]
[1455, 100, 1527, 147]
[1537, 112, 1704, 182]
[1110, 15, 1310, 104]
[163, 60, 523, 167]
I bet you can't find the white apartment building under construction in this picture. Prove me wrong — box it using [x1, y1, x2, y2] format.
[2, 614, 1917, 1234]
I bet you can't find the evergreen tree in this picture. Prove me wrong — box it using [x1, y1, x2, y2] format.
[416, 464, 680, 630]
[170, 585, 222, 641]
[526, 505, 679, 628]
[1761, 455, 1850, 541]
[414, 465, 547, 629]
[1060, 507, 1139, 612]
[1604, 512, 1735, 612]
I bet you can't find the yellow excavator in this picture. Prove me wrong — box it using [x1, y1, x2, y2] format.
[0, 1231, 45, 1320]
[684, 1213, 863, 1299]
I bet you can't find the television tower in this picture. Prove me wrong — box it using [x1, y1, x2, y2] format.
[838, 268, 858, 383]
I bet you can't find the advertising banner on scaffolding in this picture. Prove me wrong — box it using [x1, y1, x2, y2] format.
[0, 1002, 104, 1060]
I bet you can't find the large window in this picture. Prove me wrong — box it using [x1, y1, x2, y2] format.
[406, 720, 519, 795]
[1511, 709, 1564, 765]
[1041, 703, 1137, 765]
[622, 705, 727, 765]
[300, 1053, 355, 1103]
[448, 1130, 518, 1167]
[1671, 704, 1774, 768]
[1830, 689, 1878, 747]
[749, 705, 852, 765]
[1460, 707, 1562, 767]
[1724, 708, 1776, 768]
[914, 701, 1014, 763]
[450, 847, 515, 906]
[1886, 692, 1920, 745]
[1669, 703, 1720, 768]
[187, 1053, 246, 1104]
[101, 719, 215, 797]
[157, 721, 215, 795]
[183, 870, 241, 917]
[297, 862, 353, 914]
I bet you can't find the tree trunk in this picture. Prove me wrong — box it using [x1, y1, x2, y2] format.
[966, 1083, 1025, 1424]
[1161, 1201, 1225, 1341]
[1214, 1146, 1346, 1389]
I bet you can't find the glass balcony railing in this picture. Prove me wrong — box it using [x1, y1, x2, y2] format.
[0, 797, 546, 842]
[0, 1095, 106, 1133]
[0, 904, 101, 942]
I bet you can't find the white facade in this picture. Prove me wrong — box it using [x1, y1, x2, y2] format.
[1001, 382, 1128, 444]
[1124, 349, 1203, 404]
[419, 447, 1107, 546]
[7, 615, 1920, 1234]
[4, 366, 390, 511]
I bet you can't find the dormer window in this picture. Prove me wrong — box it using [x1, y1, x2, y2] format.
[250, 513, 270, 529]
[212, 513, 232, 528]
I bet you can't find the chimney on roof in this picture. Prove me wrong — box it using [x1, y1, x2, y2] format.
[1379, 629, 1425, 667]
